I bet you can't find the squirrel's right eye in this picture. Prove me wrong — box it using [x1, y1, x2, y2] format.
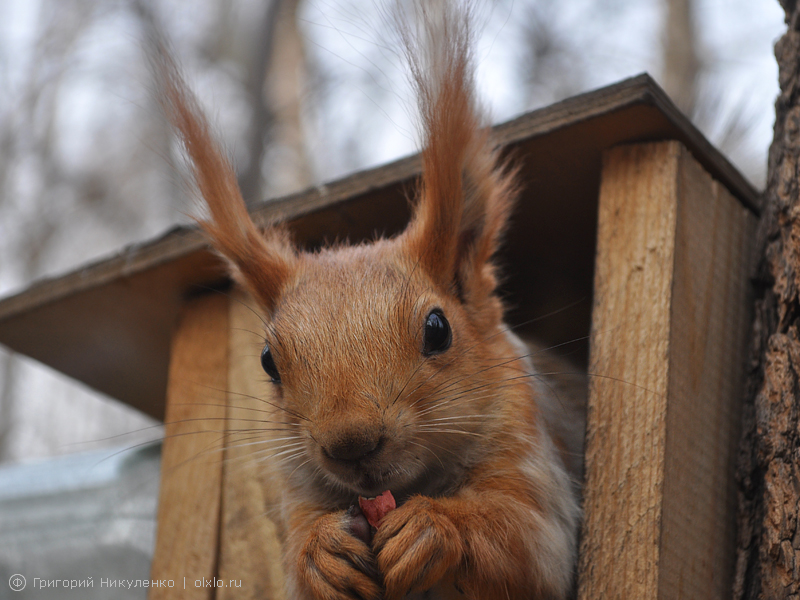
[423, 309, 452, 355]
[261, 344, 280, 383]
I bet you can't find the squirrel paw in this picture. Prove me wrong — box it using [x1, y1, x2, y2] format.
[373, 496, 463, 600]
[297, 510, 382, 600]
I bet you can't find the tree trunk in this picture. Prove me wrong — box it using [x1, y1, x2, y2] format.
[237, 0, 281, 206]
[661, 0, 701, 116]
[734, 4, 800, 598]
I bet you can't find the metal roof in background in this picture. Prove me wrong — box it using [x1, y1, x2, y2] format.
[0, 443, 161, 599]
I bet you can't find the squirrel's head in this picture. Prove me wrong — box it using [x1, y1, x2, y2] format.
[157, 5, 523, 500]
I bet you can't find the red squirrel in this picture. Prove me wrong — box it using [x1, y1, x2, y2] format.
[155, 2, 583, 598]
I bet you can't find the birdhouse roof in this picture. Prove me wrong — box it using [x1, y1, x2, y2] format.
[0, 75, 758, 419]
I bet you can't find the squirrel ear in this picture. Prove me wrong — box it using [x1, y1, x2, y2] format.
[153, 33, 295, 313]
[400, 5, 517, 303]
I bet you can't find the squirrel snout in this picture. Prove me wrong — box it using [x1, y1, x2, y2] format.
[321, 429, 384, 463]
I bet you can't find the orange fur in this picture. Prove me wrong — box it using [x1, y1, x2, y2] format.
[152, 36, 295, 312]
[157, 3, 581, 599]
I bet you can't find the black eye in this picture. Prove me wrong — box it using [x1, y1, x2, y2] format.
[261, 344, 281, 383]
[423, 309, 452, 355]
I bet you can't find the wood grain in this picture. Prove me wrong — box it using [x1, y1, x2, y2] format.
[578, 141, 756, 599]
[216, 289, 287, 600]
[149, 294, 229, 600]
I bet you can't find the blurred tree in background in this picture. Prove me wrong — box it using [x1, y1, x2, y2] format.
[0, 0, 784, 462]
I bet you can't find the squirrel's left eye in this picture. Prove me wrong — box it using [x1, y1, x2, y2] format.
[261, 344, 281, 383]
[423, 309, 452, 355]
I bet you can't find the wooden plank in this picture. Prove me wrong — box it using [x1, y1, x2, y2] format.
[579, 141, 677, 600]
[578, 141, 756, 599]
[217, 289, 286, 600]
[660, 142, 756, 598]
[149, 293, 229, 599]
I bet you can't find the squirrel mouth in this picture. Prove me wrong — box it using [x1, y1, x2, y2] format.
[354, 472, 392, 497]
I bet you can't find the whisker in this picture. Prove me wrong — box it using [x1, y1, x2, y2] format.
[426, 414, 487, 422]
[416, 427, 485, 438]
[407, 439, 447, 471]
[192, 382, 311, 423]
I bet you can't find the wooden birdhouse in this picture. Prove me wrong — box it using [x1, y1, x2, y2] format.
[0, 75, 758, 599]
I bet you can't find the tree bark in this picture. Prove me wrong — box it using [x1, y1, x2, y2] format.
[734, 4, 800, 598]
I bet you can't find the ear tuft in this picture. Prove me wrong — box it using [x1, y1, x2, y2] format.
[146, 14, 294, 312]
[399, 2, 518, 306]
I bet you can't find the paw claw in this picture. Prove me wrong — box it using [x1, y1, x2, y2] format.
[373, 497, 463, 599]
[297, 510, 382, 600]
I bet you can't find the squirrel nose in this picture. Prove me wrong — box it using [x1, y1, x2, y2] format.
[323, 432, 383, 463]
